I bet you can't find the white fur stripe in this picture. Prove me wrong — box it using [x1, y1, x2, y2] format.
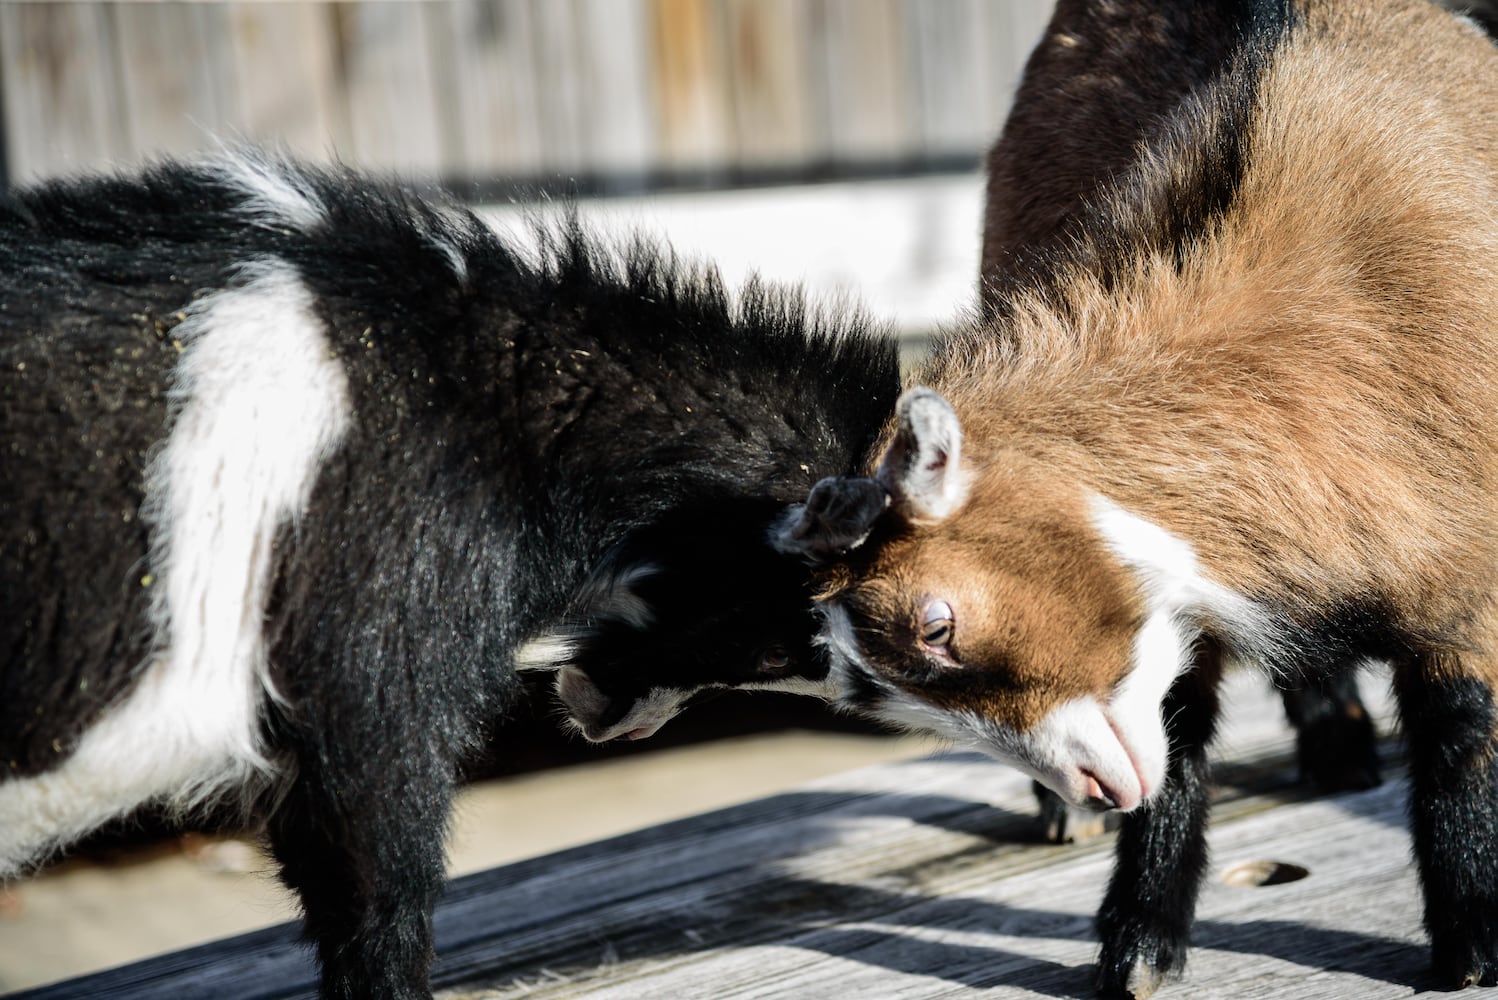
[0, 263, 350, 874]
[1087, 493, 1277, 661]
[513, 633, 577, 671]
[217, 152, 327, 232]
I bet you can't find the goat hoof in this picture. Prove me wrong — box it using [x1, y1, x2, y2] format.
[1432, 934, 1498, 988]
[1125, 962, 1168, 999]
[1451, 964, 1498, 989]
[1096, 958, 1167, 999]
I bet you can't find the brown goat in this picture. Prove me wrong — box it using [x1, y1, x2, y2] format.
[984, 0, 1386, 842]
[777, 0, 1498, 995]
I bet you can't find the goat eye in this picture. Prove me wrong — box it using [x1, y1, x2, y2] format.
[759, 645, 792, 673]
[921, 601, 955, 649]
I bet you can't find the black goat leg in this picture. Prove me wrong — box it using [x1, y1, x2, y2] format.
[1278, 664, 1381, 792]
[267, 743, 453, 1000]
[1095, 643, 1223, 999]
[1395, 656, 1498, 988]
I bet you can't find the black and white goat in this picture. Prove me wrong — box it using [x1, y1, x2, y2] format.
[0, 154, 899, 999]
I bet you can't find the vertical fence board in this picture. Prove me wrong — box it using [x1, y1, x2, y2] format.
[0, 0, 1056, 188]
[113, 4, 237, 162]
[224, 3, 343, 163]
[573, 0, 656, 182]
[1002, 0, 1057, 71]
[975, 0, 1056, 153]
[0, 3, 126, 182]
[427, 0, 544, 181]
[976, 2, 1026, 144]
[905, 0, 989, 163]
[334, 2, 444, 173]
[722, 0, 815, 171]
[815, 0, 911, 167]
[649, 0, 733, 175]
[525, 0, 588, 174]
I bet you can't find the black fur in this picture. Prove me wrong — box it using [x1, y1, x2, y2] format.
[1096, 645, 1224, 997]
[0, 154, 899, 998]
[975, 0, 1296, 329]
[1, 179, 223, 773]
[1395, 670, 1498, 987]
[540, 497, 831, 716]
[1277, 667, 1381, 792]
[773, 476, 891, 563]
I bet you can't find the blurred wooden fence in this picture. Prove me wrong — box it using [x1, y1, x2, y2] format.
[0, 0, 1054, 195]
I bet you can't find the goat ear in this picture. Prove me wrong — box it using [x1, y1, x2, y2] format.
[875, 387, 967, 521]
[771, 476, 890, 562]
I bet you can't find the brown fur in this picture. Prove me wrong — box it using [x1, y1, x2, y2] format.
[789, 0, 1498, 991]
[908, 0, 1498, 692]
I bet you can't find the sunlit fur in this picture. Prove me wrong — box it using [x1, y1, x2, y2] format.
[0, 263, 349, 873]
[832, 0, 1498, 790]
[792, 0, 1498, 992]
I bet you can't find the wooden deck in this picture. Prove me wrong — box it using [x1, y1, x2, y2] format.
[8, 671, 1431, 1000]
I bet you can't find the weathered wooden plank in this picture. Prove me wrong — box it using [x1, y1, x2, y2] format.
[999, 0, 1057, 77]
[436, 0, 655, 183]
[14, 671, 1417, 1000]
[571, 0, 656, 181]
[493, 780, 1421, 1000]
[904, 0, 989, 164]
[333, 2, 445, 174]
[813, 0, 912, 166]
[975, 0, 1055, 142]
[648, 0, 733, 176]
[722, 0, 815, 171]
[0, 0, 1029, 186]
[222, 3, 343, 164]
[420, 673, 1408, 999]
[522, 0, 588, 175]
[0, 2, 127, 183]
[112, 4, 238, 162]
[425, 0, 545, 180]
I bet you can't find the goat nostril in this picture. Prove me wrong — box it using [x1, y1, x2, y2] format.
[1220, 860, 1310, 887]
[1081, 772, 1119, 811]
